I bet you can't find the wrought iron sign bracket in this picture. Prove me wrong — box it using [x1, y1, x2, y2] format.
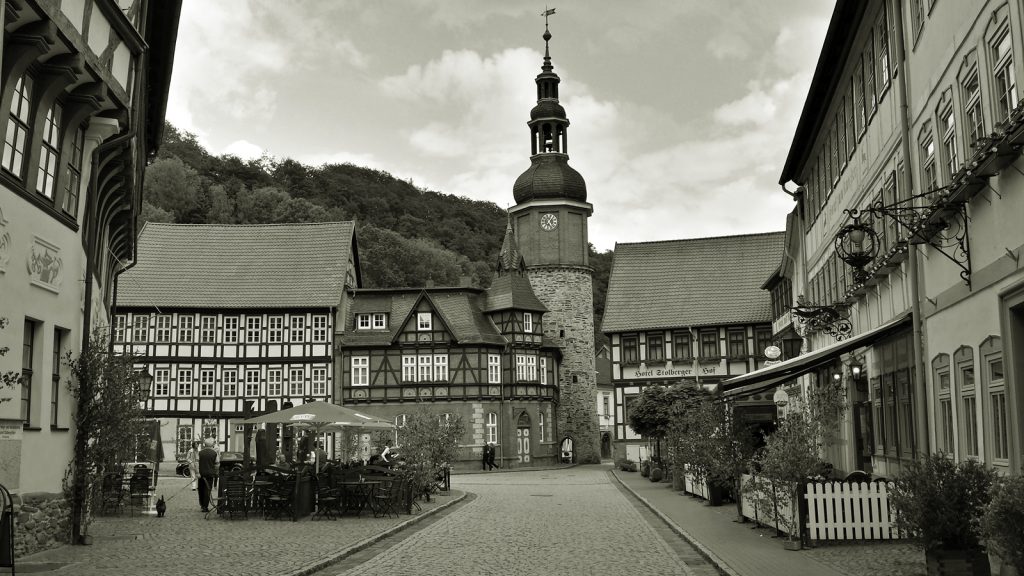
[790, 296, 853, 341]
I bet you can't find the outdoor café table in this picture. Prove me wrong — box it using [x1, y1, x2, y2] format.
[250, 478, 275, 513]
[338, 481, 379, 517]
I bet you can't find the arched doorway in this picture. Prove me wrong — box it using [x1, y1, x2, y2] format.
[515, 412, 531, 464]
[560, 436, 574, 463]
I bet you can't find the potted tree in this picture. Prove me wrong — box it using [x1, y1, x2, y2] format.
[981, 473, 1024, 576]
[889, 452, 997, 576]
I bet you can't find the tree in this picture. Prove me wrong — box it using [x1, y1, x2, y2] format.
[66, 329, 148, 543]
[139, 200, 174, 224]
[142, 156, 202, 222]
[629, 384, 703, 462]
[272, 197, 330, 223]
[358, 225, 464, 288]
[0, 318, 21, 400]
[393, 406, 465, 502]
[235, 185, 290, 224]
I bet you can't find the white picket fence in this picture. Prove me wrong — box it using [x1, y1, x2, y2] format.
[682, 469, 709, 499]
[804, 481, 903, 541]
[739, 474, 798, 537]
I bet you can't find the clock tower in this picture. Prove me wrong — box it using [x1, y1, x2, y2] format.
[510, 21, 599, 464]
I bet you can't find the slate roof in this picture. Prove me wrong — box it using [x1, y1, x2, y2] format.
[118, 222, 357, 309]
[601, 231, 785, 333]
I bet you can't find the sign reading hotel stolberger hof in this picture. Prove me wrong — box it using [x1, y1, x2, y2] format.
[620, 363, 720, 380]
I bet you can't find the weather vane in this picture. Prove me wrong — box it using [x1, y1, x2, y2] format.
[542, 6, 556, 27]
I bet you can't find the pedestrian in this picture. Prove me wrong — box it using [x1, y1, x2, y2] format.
[486, 442, 499, 470]
[380, 443, 392, 466]
[308, 441, 328, 472]
[197, 437, 219, 513]
[186, 440, 199, 490]
[481, 443, 491, 471]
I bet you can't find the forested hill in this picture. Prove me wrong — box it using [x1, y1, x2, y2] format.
[143, 123, 611, 347]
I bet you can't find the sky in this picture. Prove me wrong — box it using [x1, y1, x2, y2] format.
[165, 1, 835, 252]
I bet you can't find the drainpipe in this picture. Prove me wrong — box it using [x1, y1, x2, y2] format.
[892, 0, 930, 459]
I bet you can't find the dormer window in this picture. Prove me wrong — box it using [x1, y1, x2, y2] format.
[373, 313, 386, 329]
[523, 313, 533, 333]
[417, 313, 432, 331]
[357, 314, 371, 330]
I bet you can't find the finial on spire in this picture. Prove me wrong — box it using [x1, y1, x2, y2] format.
[541, 7, 555, 70]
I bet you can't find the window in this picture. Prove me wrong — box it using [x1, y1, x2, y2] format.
[176, 425, 194, 458]
[910, 0, 925, 42]
[246, 316, 261, 343]
[155, 315, 172, 343]
[863, 40, 876, 117]
[523, 313, 533, 333]
[990, 358, 1008, 460]
[526, 355, 537, 380]
[18, 320, 34, 425]
[413, 355, 430, 382]
[488, 354, 501, 384]
[133, 315, 149, 343]
[853, 62, 865, 136]
[311, 368, 327, 396]
[114, 315, 127, 343]
[433, 355, 449, 382]
[646, 333, 664, 362]
[290, 315, 305, 342]
[992, 31, 1018, 120]
[539, 412, 546, 443]
[486, 412, 498, 444]
[955, 347, 978, 458]
[402, 356, 417, 382]
[178, 316, 194, 343]
[540, 357, 547, 385]
[289, 368, 304, 396]
[837, 108, 847, 169]
[2, 74, 33, 178]
[754, 328, 773, 357]
[268, 317, 283, 343]
[245, 370, 260, 397]
[876, 5, 891, 93]
[700, 331, 719, 359]
[51, 328, 62, 427]
[962, 69, 985, 145]
[727, 329, 746, 358]
[622, 336, 639, 364]
[177, 370, 193, 396]
[516, 355, 527, 380]
[222, 369, 238, 397]
[921, 135, 937, 192]
[62, 125, 84, 217]
[417, 312, 432, 331]
[154, 369, 170, 396]
[941, 105, 958, 177]
[672, 332, 692, 361]
[357, 314, 371, 330]
[372, 313, 386, 329]
[267, 369, 282, 396]
[36, 103, 62, 199]
[933, 353, 954, 452]
[312, 315, 328, 342]
[200, 369, 216, 397]
[223, 316, 239, 343]
[352, 357, 369, 386]
[199, 316, 216, 343]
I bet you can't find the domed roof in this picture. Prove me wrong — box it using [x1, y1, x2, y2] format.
[530, 100, 566, 121]
[513, 154, 587, 203]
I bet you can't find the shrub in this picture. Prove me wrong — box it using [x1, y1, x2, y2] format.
[651, 467, 664, 482]
[615, 458, 637, 472]
[889, 453, 996, 551]
[981, 473, 1024, 573]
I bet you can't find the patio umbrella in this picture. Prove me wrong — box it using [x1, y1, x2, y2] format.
[241, 401, 392, 433]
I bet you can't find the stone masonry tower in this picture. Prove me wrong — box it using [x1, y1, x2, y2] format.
[509, 21, 599, 464]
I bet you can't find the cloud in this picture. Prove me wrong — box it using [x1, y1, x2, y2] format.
[223, 140, 264, 161]
[707, 32, 751, 60]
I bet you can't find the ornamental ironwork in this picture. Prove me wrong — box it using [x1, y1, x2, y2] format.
[834, 209, 880, 284]
[790, 296, 853, 341]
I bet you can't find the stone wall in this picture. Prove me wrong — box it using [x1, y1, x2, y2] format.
[11, 492, 70, 558]
[527, 266, 601, 463]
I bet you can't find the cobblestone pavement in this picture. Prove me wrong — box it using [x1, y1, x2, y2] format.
[18, 474, 462, 576]
[802, 541, 926, 576]
[317, 466, 723, 576]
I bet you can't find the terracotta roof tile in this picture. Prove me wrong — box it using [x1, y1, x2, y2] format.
[601, 231, 785, 333]
[118, 222, 356, 309]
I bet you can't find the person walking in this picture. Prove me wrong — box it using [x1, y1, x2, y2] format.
[486, 442, 499, 470]
[481, 443, 491, 471]
[197, 437, 219, 513]
[186, 440, 199, 490]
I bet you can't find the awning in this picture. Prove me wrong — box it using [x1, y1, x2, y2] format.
[719, 311, 912, 399]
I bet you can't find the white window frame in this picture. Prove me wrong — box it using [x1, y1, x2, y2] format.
[290, 315, 305, 342]
[267, 369, 283, 396]
[155, 315, 172, 343]
[433, 354, 449, 382]
[527, 355, 537, 381]
[178, 315, 194, 343]
[516, 355, 526, 380]
[177, 369, 193, 397]
[223, 316, 239, 343]
[289, 367, 304, 397]
[539, 412, 545, 443]
[540, 357, 547, 385]
[133, 315, 149, 343]
[372, 313, 386, 329]
[312, 315, 328, 342]
[199, 369, 216, 397]
[417, 312, 431, 331]
[200, 316, 217, 344]
[488, 354, 501, 384]
[154, 369, 170, 396]
[312, 368, 328, 396]
[245, 369, 261, 397]
[941, 105, 958, 178]
[246, 316, 262, 343]
[114, 315, 127, 343]
[268, 316, 284, 343]
[357, 314, 372, 330]
[486, 412, 498, 444]
[402, 356, 417, 382]
[991, 29, 1018, 120]
[222, 369, 238, 397]
[523, 313, 533, 333]
[418, 355, 433, 382]
[351, 357, 369, 387]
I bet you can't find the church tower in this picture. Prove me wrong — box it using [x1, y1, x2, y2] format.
[510, 21, 599, 464]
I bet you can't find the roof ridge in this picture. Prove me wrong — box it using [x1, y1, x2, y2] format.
[144, 221, 354, 229]
[615, 230, 785, 248]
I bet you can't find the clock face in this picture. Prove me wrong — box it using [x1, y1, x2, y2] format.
[540, 213, 558, 231]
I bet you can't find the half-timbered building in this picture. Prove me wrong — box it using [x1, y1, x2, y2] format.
[114, 222, 359, 461]
[601, 233, 785, 462]
[337, 222, 562, 469]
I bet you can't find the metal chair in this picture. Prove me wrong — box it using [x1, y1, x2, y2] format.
[127, 468, 153, 515]
[312, 473, 341, 520]
[219, 473, 249, 519]
[264, 475, 297, 521]
[99, 473, 125, 515]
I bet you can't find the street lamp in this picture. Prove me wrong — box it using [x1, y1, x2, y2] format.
[834, 209, 879, 284]
[135, 369, 153, 410]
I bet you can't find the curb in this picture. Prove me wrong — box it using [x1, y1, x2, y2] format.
[610, 471, 742, 576]
[282, 490, 468, 576]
